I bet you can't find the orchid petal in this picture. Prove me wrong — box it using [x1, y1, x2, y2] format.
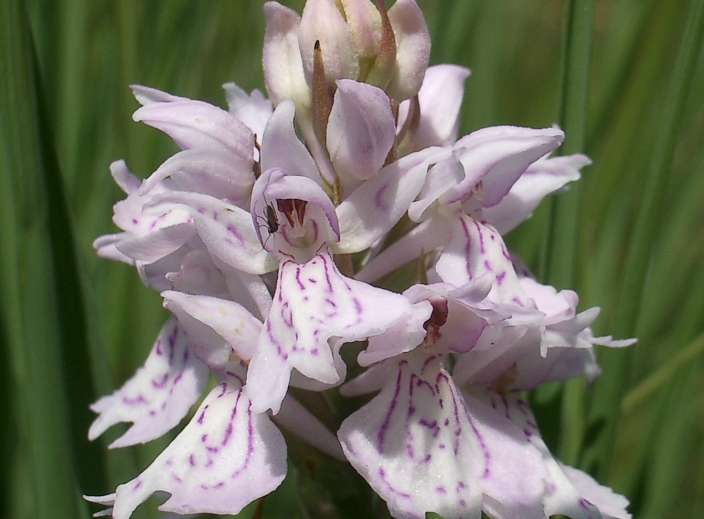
[262, 2, 311, 108]
[452, 326, 541, 387]
[483, 154, 588, 233]
[448, 126, 565, 206]
[398, 64, 470, 148]
[520, 277, 578, 325]
[131, 85, 187, 105]
[115, 222, 196, 263]
[221, 262, 273, 320]
[88, 317, 208, 448]
[339, 351, 541, 519]
[260, 100, 321, 183]
[110, 367, 287, 519]
[274, 394, 345, 460]
[149, 191, 278, 275]
[462, 388, 549, 519]
[341, 359, 396, 396]
[386, 0, 431, 101]
[109, 158, 140, 194]
[475, 389, 629, 519]
[408, 154, 465, 222]
[559, 465, 631, 519]
[133, 100, 254, 160]
[512, 345, 602, 390]
[247, 251, 412, 413]
[359, 300, 433, 366]
[110, 161, 191, 236]
[327, 79, 396, 181]
[335, 146, 450, 253]
[137, 245, 192, 292]
[166, 249, 230, 299]
[163, 291, 262, 362]
[251, 169, 340, 261]
[222, 83, 273, 141]
[436, 217, 531, 306]
[354, 218, 449, 284]
[140, 148, 254, 206]
[339, 353, 483, 519]
[93, 233, 135, 265]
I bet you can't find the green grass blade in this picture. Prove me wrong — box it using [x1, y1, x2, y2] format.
[531, 0, 595, 464]
[0, 0, 109, 515]
[543, 0, 594, 289]
[582, 0, 704, 480]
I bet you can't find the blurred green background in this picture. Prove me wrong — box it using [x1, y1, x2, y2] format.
[1, 0, 703, 518]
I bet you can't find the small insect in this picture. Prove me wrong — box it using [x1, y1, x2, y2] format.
[264, 203, 279, 234]
[255, 196, 280, 249]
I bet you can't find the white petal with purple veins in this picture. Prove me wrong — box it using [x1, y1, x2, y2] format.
[110, 367, 287, 519]
[149, 191, 278, 275]
[339, 352, 486, 519]
[248, 251, 413, 414]
[88, 317, 209, 448]
[436, 217, 530, 306]
[462, 389, 548, 519]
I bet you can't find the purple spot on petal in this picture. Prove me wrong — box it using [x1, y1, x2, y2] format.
[152, 373, 169, 388]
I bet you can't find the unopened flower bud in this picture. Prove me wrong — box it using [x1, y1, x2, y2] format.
[299, 0, 360, 85]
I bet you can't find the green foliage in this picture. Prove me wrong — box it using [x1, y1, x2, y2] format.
[2, 0, 703, 517]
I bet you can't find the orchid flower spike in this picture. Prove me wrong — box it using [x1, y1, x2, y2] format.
[87, 0, 635, 518]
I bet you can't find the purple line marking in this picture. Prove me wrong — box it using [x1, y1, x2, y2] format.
[377, 365, 404, 454]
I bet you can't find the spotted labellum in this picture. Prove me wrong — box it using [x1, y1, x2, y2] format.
[87, 1, 634, 518]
